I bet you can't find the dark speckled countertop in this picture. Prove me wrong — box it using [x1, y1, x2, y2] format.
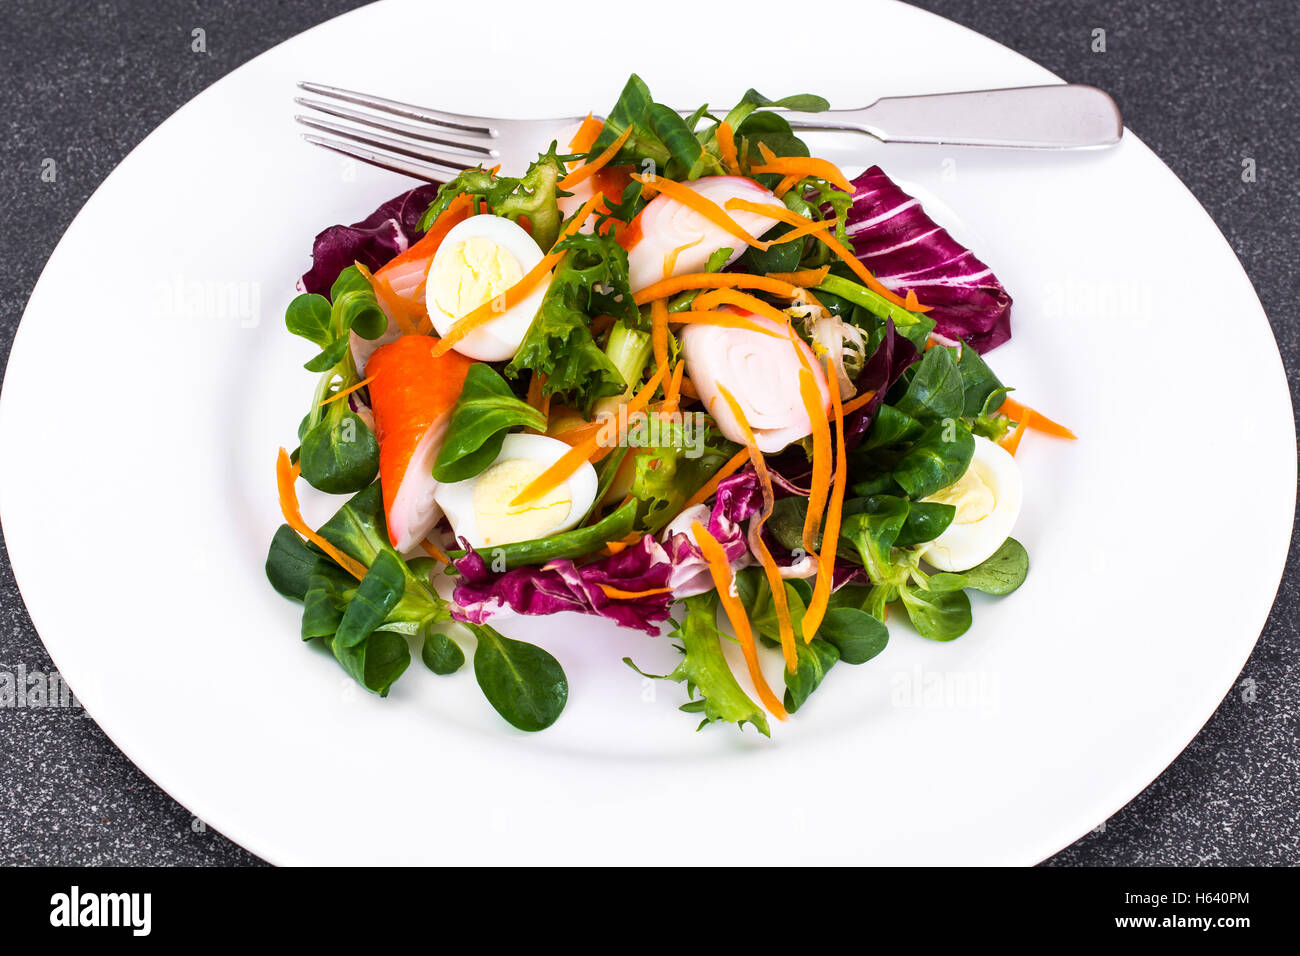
[1, 0, 1296, 865]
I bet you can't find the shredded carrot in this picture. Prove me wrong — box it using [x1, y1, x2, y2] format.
[750, 143, 854, 193]
[724, 198, 928, 312]
[660, 360, 686, 417]
[768, 217, 840, 246]
[1000, 418, 1027, 455]
[802, 367, 847, 640]
[692, 520, 788, 720]
[568, 113, 603, 155]
[694, 288, 791, 326]
[840, 389, 878, 417]
[432, 193, 604, 357]
[512, 364, 668, 505]
[356, 263, 419, 336]
[275, 449, 368, 580]
[526, 371, 551, 424]
[662, 235, 703, 278]
[766, 266, 832, 287]
[668, 309, 788, 338]
[318, 375, 375, 408]
[633, 271, 810, 306]
[589, 313, 617, 338]
[419, 538, 451, 565]
[904, 289, 923, 312]
[772, 172, 803, 198]
[679, 376, 699, 399]
[715, 383, 798, 673]
[790, 332, 831, 556]
[559, 126, 633, 190]
[680, 448, 750, 512]
[999, 397, 1077, 440]
[716, 121, 741, 175]
[631, 173, 771, 251]
[598, 583, 674, 600]
[650, 298, 671, 382]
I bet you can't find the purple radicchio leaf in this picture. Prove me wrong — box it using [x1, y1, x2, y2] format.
[298, 183, 442, 296]
[846, 166, 1012, 353]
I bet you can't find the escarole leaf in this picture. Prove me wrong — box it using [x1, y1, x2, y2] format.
[468, 622, 568, 732]
[505, 233, 632, 412]
[416, 150, 566, 248]
[433, 363, 545, 483]
[626, 592, 769, 736]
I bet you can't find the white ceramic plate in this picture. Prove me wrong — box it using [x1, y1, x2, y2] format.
[1, 0, 1293, 865]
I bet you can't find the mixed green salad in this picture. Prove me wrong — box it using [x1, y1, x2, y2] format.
[267, 75, 1074, 734]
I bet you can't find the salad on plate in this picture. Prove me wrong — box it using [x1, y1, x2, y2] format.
[266, 75, 1075, 735]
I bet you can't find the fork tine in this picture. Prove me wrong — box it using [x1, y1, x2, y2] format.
[295, 97, 498, 160]
[300, 134, 464, 184]
[298, 81, 497, 137]
[295, 115, 482, 174]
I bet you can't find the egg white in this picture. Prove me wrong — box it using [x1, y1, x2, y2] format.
[919, 435, 1023, 572]
[427, 214, 550, 361]
[433, 433, 599, 550]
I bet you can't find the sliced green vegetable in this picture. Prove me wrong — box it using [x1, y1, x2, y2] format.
[445, 498, 639, 569]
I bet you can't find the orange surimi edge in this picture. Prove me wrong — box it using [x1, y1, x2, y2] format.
[668, 310, 789, 338]
[431, 193, 605, 358]
[598, 584, 674, 600]
[632, 272, 811, 306]
[694, 288, 792, 326]
[724, 197, 929, 313]
[559, 126, 633, 190]
[716, 121, 741, 175]
[751, 142, 854, 193]
[802, 371, 847, 640]
[511, 363, 668, 506]
[999, 397, 1077, 440]
[692, 520, 788, 721]
[318, 375, 375, 408]
[714, 383, 798, 674]
[276, 449, 368, 581]
[680, 448, 750, 512]
[631, 173, 771, 252]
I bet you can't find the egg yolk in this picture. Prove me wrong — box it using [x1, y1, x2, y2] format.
[925, 460, 996, 524]
[429, 236, 524, 320]
[472, 458, 572, 545]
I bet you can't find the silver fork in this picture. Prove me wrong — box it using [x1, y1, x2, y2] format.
[295, 81, 1123, 182]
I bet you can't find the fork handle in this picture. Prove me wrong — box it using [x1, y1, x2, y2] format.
[779, 84, 1122, 149]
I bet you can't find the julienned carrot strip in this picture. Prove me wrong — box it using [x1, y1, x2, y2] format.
[633, 272, 809, 306]
[378, 193, 475, 275]
[802, 376, 846, 640]
[432, 193, 605, 357]
[559, 126, 633, 190]
[999, 397, 1077, 439]
[772, 173, 803, 198]
[715, 383, 798, 674]
[598, 583, 674, 600]
[526, 371, 550, 424]
[1000, 419, 1027, 456]
[724, 197, 928, 313]
[568, 113, 603, 154]
[751, 143, 854, 193]
[663, 236, 703, 278]
[790, 332, 832, 555]
[716, 121, 741, 175]
[419, 538, 451, 565]
[651, 298, 670, 384]
[668, 310, 788, 338]
[511, 364, 668, 505]
[661, 360, 686, 417]
[768, 217, 840, 246]
[681, 448, 749, 512]
[357, 263, 419, 336]
[318, 375, 375, 408]
[275, 449, 368, 581]
[631, 173, 771, 252]
[840, 389, 878, 417]
[694, 288, 791, 326]
[679, 376, 699, 400]
[692, 520, 788, 720]
[766, 266, 832, 287]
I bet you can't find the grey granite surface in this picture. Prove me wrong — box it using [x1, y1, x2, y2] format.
[1, 0, 1296, 866]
